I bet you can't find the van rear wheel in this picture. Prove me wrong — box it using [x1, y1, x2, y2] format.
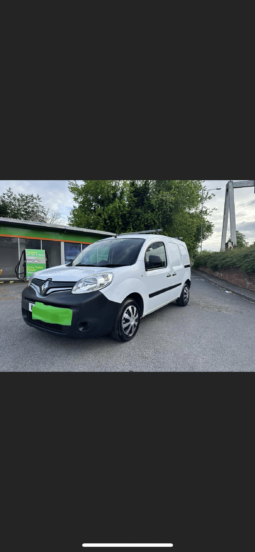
[110, 299, 141, 342]
[176, 283, 190, 307]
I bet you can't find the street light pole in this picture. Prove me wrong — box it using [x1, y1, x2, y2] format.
[201, 187, 221, 254]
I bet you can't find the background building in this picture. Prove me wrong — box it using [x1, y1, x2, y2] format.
[0, 218, 115, 280]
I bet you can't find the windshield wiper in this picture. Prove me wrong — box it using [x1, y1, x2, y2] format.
[74, 263, 126, 268]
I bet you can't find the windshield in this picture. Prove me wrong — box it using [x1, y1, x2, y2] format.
[72, 238, 145, 268]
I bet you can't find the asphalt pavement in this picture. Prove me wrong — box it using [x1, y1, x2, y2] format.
[0, 273, 255, 371]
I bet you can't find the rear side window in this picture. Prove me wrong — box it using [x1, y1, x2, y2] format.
[145, 242, 167, 270]
[168, 243, 182, 268]
[179, 244, 190, 266]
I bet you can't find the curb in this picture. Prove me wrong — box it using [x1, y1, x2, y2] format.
[0, 280, 25, 284]
[192, 269, 255, 304]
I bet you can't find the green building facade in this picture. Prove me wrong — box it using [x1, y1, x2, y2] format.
[0, 218, 115, 280]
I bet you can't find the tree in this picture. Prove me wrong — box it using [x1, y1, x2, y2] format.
[0, 198, 8, 217]
[68, 180, 214, 255]
[154, 181, 214, 256]
[165, 209, 213, 258]
[236, 231, 249, 248]
[228, 230, 248, 248]
[68, 180, 131, 232]
[0, 187, 48, 222]
[44, 208, 62, 224]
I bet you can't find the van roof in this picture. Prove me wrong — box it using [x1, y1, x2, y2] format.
[102, 234, 187, 246]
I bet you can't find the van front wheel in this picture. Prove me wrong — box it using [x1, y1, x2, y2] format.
[110, 299, 141, 342]
[176, 284, 190, 307]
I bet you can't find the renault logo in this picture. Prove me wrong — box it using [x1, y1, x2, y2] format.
[41, 279, 52, 295]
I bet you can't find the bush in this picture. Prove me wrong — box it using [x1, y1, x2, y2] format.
[193, 247, 255, 274]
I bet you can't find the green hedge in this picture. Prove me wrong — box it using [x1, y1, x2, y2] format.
[193, 247, 255, 274]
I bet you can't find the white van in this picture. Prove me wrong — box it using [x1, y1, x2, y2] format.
[22, 232, 191, 342]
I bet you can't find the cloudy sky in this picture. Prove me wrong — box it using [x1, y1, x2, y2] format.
[0, 180, 254, 250]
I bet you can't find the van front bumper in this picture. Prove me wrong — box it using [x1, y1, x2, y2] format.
[22, 287, 120, 338]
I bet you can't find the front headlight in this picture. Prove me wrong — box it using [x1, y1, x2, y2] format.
[72, 272, 113, 294]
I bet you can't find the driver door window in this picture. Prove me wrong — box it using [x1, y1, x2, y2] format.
[145, 242, 167, 271]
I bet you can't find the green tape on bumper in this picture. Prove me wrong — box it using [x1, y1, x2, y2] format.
[32, 302, 73, 326]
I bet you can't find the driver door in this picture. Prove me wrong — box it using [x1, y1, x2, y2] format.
[144, 241, 171, 313]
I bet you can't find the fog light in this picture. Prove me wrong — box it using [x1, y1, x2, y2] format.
[78, 322, 90, 333]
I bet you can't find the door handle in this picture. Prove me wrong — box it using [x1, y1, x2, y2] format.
[173, 273, 177, 276]
[166, 273, 172, 278]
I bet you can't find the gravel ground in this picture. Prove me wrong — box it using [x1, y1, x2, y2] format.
[0, 274, 255, 371]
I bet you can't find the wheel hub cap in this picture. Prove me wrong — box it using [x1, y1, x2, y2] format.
[184, 287, 189, 302]
[122, 306, 139, 336]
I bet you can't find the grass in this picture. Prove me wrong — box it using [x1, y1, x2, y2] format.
[193, 246, 255, 274]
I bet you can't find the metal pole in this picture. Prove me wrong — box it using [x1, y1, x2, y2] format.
[228, 181, 237, 247]
[18, 238, 21, 278]
[221, 183, 230, 251]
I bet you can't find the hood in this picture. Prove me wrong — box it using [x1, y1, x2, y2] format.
[32, 264, 122, 283]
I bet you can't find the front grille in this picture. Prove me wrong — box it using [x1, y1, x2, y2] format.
[23, 309, 69, 334]
[32, 278, 44, 286]
[32, 278, 76, 289]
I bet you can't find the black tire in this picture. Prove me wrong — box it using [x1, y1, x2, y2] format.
[176, 283, 190, 307]
[110, 299, 141, 342]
